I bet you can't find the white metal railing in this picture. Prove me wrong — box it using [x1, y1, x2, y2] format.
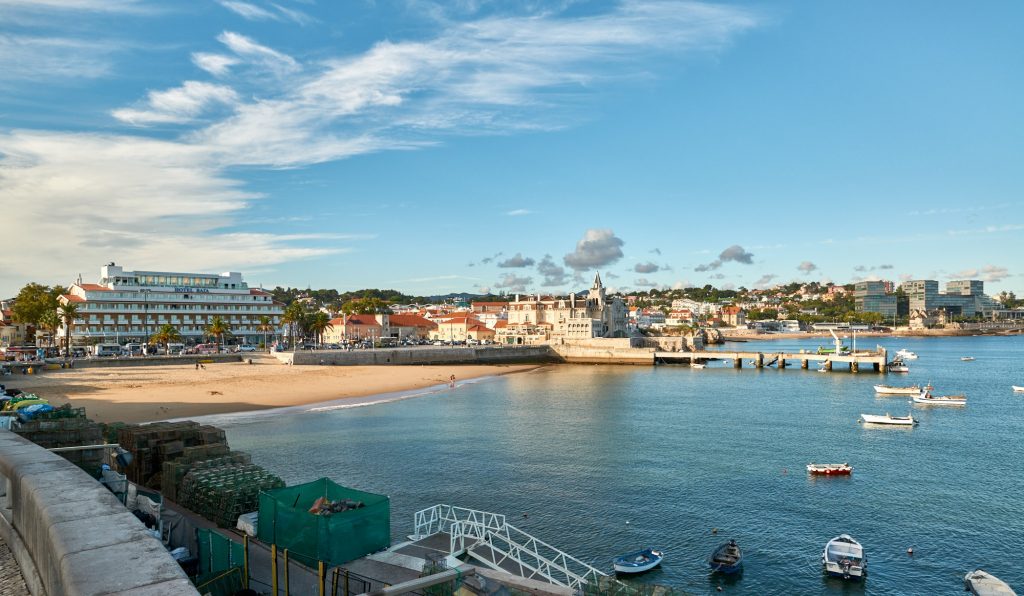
[411, 504, 606, 591]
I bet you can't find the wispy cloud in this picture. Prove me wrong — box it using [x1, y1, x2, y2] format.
[0, 34, 117, 80]
[949, 265, 1010, 283]
[946, 224, 1024, 236]
[506, 208, 532, 216]
[217, 1, 314, 25]
[112, 81, 239, 125]
[192, 52, 242, 77]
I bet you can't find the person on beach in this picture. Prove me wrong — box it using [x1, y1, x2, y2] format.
[449, 374, 456, 388]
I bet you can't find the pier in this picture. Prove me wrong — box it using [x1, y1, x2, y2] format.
[655, 347, 889, 373]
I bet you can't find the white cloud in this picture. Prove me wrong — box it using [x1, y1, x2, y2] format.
[217, 31, 300, 75]
[192, 52, 241, 77]
[506, 209, 532, 216]
[216, 1, 314, 25]
[112, 81, 239, 125]
[0, 130, 353, 293]
[564, 229, 624, 270]
[950, 265, 1010, 283]
[0, 34, 115, 80]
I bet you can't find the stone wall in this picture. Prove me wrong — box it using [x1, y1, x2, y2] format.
[289, 346, 561, 366]
[0, 430, 198, 595]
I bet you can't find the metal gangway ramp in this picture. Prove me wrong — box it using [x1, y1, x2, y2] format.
[411, 504, 607, 591]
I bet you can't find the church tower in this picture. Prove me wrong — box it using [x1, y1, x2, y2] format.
[588, 271, 606, 307]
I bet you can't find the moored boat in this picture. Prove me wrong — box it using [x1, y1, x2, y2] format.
[691, 363, 706, 369]
[1013, 386, 1024, 393]
[708, 540, 743, 574]
[860, 413, 917, 426]
[895, 349, 918, 360]
[887, 358, 910, 373]
[822, 534, 866, 580]
[962, 356, 976, 362]
[913, 390, 966, 406]
[964, 569, 1016, 595]
[613, 548, 663, 574]
[873, 384, 921, 395]
[807, 463, 852, 476]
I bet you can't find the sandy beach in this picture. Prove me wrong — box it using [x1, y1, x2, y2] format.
[6, 357, 541, 424]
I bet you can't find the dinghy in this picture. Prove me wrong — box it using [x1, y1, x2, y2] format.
[822, 534, 866, 580]
[964, 569, 1016, 595]
[613, 548, 663, 574]
[873, 384, 921, 396]
[807, 463, 852, 476]
[708, 540, 743, 574]
[961, 356, 976, 362]
[1012, 386, 1024, 393]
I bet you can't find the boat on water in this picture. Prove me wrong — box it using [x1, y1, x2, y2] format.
[913, 390, 967, 406]
[822, 534, 866, 580]
[1013, 386, 1024, 393]
[873, 384, 921, 395]
[691, 363, 706, 369]
[708, 540, 743, 575]
[964, 569, 1017, 595]
[613, 548, 663, 574]
[860, 413, 917, 426]
[895, 349, 919, 360]
[887, 362, 910, 373]
[962, 356, 976, 362]
[807, 463, 852, 476]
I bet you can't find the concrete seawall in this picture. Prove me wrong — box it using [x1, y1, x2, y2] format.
[289, 346, 561, 366]
[0, 430, 198, 595]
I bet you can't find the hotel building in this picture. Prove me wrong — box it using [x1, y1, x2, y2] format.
[58, 263, 284, 346]
[903, 279, 997, 318]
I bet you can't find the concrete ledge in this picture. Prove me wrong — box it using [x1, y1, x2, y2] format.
[291, 345, 560, 366]
[0, 430, 199, 596]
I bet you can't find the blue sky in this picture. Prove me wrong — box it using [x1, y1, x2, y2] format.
[1, 0, 1021, 298]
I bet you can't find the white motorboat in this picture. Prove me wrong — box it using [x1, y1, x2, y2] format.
[1013, 386, 1024, 393]
[895, 349, 918, 360]
[860, 413, 917, 426]
[887, 360, 910, 373]
[962, 356, 976, 362]
[913, 390, 967, 406]
[822, 534, 866, 580]
[691, 363, 706, 369]
[964, 569, 1016, 595]
[873, 384, 921, 396]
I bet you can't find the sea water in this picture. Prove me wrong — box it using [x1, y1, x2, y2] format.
[223, 335, 1024, 595]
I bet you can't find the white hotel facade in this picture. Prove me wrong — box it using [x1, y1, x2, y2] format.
[59, 264, 284, 346]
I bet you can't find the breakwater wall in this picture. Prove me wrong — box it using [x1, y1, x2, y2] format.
[289, 346, 561, 366]
[0, 430, 198, 595]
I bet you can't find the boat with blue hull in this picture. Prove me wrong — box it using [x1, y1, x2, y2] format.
[613, 548, 663, 574]
[708, 540, 743, 574]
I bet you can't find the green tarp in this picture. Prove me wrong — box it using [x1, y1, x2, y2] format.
[197, 528, 245, 576]
[257, 477, 390, 567]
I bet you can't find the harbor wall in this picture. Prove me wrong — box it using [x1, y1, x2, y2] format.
[290, 346, 561, 366]
[0, 430, 198, 595]
[549, 339, 655, 365]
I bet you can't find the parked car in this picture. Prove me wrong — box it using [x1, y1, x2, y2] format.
[238, 345, 257, 353]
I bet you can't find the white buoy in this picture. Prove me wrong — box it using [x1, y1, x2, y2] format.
[626, 521, 630, 525]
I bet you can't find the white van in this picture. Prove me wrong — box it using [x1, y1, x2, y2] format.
[167, 343, 185, 355]
[94, 344, 123, 357]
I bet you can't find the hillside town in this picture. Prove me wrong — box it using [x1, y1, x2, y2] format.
[2, 263, 1023, 359]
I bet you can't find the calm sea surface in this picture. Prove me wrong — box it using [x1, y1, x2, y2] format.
[221, 335, 1024, 595]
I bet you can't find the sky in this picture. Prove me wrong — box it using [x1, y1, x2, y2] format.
[1, 0, 1022, 298]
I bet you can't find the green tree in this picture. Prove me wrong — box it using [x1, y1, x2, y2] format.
[37, 309, 60, 346]
[58, 302, 81, 356]
[256, 315, 276, 349]
[306, 312, 334, 348]
[11, 283, 66, 337]
[205, 317, 232, 353]
[341, 296, 388, 315]
[281, 302, 307, 351]
[149, 324, 182, 355]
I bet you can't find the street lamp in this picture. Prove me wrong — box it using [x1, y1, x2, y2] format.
[140, 289, 151, 349]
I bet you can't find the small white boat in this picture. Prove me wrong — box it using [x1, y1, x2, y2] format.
[822, 534, 866, 580]
[691, 363, 706, 369]
[962, 356, 976, 362]
[913, 390, 967, 406]
[1013, 386, 1024, 393]
[895, 349, 918, 360]
[860, 413, 917, 426]
[887, 361, 910, 373]
[964, 569, 1016, 595]
[613, 548, 664, 574]
[873, 384, 921, 395]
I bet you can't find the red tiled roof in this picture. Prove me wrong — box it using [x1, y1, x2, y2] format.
[494, 320, 508, 328]
[343, 314, 382, 326]
[250, 289, 271, 296]
[388, 314, 437, 328]
[471, 301, 508, 307]
[61, 294, 85, 303]
[78, 284, 110, 291]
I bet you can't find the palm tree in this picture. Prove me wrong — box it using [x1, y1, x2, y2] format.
[38, 309, 60, 347]
[256, 315, 275, 350]
[306, 312, 334, 348]
[281, 303, 306, 351]
[149, 324, 182, 355]
[58, 302, 81, 356]
[205, 317, 232, 353]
